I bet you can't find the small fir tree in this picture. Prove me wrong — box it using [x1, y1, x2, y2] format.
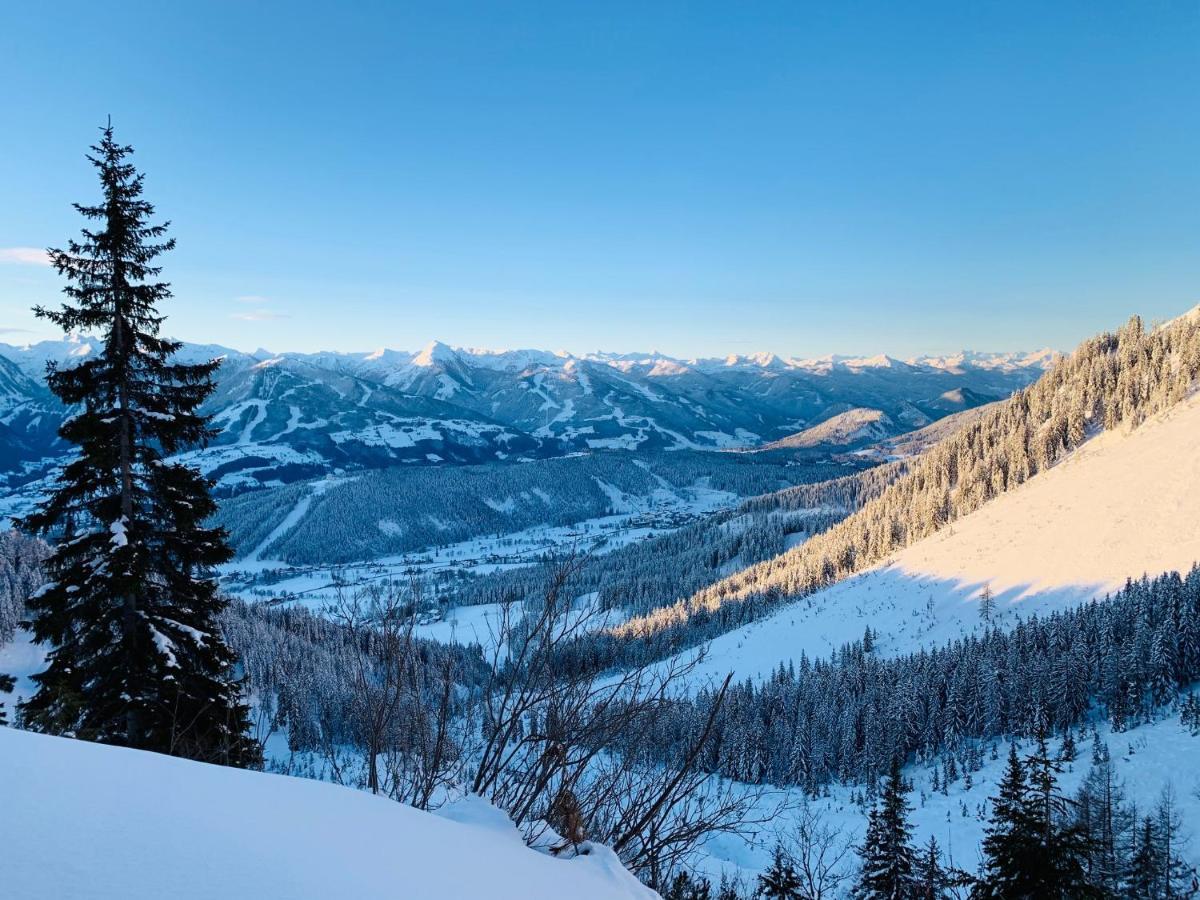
[854, 757, 918, 899]
[758, 842, 801, 899]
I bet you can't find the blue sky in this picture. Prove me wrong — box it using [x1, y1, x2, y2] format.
[1, 1, 1197, 358]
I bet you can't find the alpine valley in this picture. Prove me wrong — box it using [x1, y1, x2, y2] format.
[5, 309, 1200, 899]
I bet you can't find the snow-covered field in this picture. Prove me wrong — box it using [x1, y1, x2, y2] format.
[683, 391, 1200, 684]
[0, 726, 654, 900]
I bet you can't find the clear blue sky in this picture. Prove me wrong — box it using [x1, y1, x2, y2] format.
[1, 1, 1197, 358]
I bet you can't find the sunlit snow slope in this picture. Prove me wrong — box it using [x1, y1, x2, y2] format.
[0, 727, 654, 900]
[687, 390, 1200, 683]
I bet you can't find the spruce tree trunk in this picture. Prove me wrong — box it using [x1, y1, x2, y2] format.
[112, 260, 140, 745]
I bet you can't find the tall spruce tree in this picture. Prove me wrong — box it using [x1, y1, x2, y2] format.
[854, 757, 918, 899]
[1022, 733, 1102, 897]
[973, 744, 1039, 898]
[974, 740, 1105, 899]
[1124, 816, 1164, 900]
[19, 123, 258, 767]
[914, 836, 960, 900]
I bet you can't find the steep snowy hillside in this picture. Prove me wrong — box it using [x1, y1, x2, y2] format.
[0, 727, 654, 900]
[616, 310, 1200, 659]
[686, 388, 1200, 683]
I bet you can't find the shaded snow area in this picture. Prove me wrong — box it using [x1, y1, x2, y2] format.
[685, 391, 1200, 685]
[696, 714, 1200, 886]
[0, 727, 655, 900]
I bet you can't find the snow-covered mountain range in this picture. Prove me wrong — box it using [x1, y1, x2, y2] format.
[0, 337, 1052, 490]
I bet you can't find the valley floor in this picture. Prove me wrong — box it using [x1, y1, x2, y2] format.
[220, 480, 737, 608]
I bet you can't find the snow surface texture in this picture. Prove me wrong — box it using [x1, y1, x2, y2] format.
[0, 727, 655, 900]
[686, 389, 1200, 684]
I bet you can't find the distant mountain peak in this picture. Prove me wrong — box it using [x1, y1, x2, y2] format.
[843, 353, 905, 369]
[412, 340, 458, 368]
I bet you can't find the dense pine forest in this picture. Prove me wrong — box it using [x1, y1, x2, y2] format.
[653, 568, 1200, 789]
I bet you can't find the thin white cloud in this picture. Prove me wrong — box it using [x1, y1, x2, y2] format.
[0, 326, 34, 334]
[235, 295, 271, 305]
[231, 310, 290, 322]
[0, 247, 51, 266]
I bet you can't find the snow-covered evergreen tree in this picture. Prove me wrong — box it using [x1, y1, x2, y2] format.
[914, 836, 954, 900]
[1124, 816, 1164, 899]
[975, 739, 1105, 898]
[974, 744, 1037, 898]
[854, 757, 918, 899]
[19, 124, 258, 767]
[1020, 734, 1099, 896]
[757, 843, 801, 899]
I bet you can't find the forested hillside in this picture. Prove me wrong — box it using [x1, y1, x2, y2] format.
[614, 310, 1200, 646]
[651, 567, 1200, 788]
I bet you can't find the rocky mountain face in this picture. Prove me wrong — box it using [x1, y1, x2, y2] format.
[0, 337, 1052, 490]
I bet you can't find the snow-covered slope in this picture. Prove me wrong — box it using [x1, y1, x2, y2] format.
[759, 407, 895, 450]
[0, 727, 654, 900]
[686, 389, 1200, 683]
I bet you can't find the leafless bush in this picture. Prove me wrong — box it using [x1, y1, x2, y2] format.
[781, 802, 857, 900]
[323, 580, 466, 806]
[469, 557, 777, 884]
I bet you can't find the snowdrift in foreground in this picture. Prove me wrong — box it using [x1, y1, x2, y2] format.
[0, 727, 655, 900]
[686, 390, 1200, 684]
